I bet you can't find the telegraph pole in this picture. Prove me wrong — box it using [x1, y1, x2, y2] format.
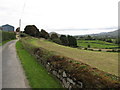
[19, 19, 21, 31]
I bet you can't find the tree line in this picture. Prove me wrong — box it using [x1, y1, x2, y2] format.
[23, 25, 77, 47]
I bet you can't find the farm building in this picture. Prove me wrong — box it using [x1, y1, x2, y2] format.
[1, 24, 14, 32]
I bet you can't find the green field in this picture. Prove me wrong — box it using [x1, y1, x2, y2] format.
[16, 41, 62, 88]
[21, 37, 118, 76]
[77, 40, 118, 49]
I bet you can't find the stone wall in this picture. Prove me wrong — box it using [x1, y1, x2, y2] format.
[32, 48, 120, 89]
[34, 48, 83, 88]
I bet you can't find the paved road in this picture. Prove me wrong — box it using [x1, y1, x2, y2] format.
[2, 40, 29, 88]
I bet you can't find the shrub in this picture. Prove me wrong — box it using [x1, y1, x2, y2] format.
[20, 33, 28, 37]
[84, 48, 87, 50]
[52, 38, 62, 44]
[88, 44, 90, 48]
[98, 49, 101, 51]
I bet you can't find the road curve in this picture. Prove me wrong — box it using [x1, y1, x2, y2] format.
[2, 40, 29, 88]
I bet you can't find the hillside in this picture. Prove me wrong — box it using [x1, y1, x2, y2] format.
[76, 30, 119, 38]
[21, 37, 118, 76]
[91, 30, 119, 38]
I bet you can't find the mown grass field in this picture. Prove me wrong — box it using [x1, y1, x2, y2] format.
[16, 41, 62, 88]
[22, 37, 118, 76]
[77, 40, 118, 49]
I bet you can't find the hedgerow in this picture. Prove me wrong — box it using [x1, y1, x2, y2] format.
[0, 31, 16, 43]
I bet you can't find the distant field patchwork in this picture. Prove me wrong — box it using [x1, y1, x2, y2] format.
[22, 37, 118, 76]
[77, 40, 118, 49]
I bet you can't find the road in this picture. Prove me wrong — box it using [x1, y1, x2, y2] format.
[2, 40, 29, 88]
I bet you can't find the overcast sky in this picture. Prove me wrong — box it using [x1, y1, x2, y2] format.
[0, 0, 119, 35]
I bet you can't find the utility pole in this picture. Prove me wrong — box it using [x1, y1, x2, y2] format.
[18, 19, 21, 39]
[19, 19, 21, 31]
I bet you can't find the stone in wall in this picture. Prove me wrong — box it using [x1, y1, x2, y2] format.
[52, 70, 57, 76]
[77, 81, 83, 88]
[62, 79, 70, 88]
[63, 71, 67, 77]
[67, 78, 75, 85]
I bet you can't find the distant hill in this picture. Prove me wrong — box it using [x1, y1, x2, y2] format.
[76, 30, 119, 38]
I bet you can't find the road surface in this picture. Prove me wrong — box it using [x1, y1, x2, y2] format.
[2, 40, 29, 88]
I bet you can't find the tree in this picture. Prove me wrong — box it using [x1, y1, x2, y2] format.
[51, 33, 58, 40]
[52, 38, 62, 44]
[24, 25, 39, 37]
[115, 38, 120, 44]
[40, 29, 49, 39]
[86, 35, 92, 40]
[50, 33, 62, 44]
[16, 27, 20, 32]
[88, 44, 90, 48]
[106, 39, 112, 43]
[67, 35, 77, 47]
[60, 35, 68, 46]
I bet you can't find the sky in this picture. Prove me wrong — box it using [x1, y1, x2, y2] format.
[0, 0, 119, 35]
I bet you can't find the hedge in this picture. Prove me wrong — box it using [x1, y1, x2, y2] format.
[0, 31, 16, 43]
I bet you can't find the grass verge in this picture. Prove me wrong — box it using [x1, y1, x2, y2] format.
[16, 41, 63, 88]
[0, 39, 14, 46]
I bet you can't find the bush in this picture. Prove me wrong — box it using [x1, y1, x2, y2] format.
[88, 44, 90, 48]
[20, 33, 28, 37]
[52, 38, 62, 44]
[98, 49, 101, 51]
[84, 48, 88, 50]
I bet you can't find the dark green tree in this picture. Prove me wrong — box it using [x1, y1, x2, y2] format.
[24, 25, 39, 37]
[106, 39, 112, 43]
[51, 33, 58, 40]
[40, 29, 50, 39]
[86, 35, 92, 40]
[16, 27, 20, 32]
[50, 33, 62, 44]
[67, 35, 77, 47]
[60, 35, 68, 46]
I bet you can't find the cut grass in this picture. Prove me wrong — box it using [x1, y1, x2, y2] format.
[16, 41, 63, 88]
[22, 37, 118, 76]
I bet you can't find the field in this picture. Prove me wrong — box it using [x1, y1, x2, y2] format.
[77, 40, 118, 49]
[22, 37, 118, 76]
[16, 41, 62, 88]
